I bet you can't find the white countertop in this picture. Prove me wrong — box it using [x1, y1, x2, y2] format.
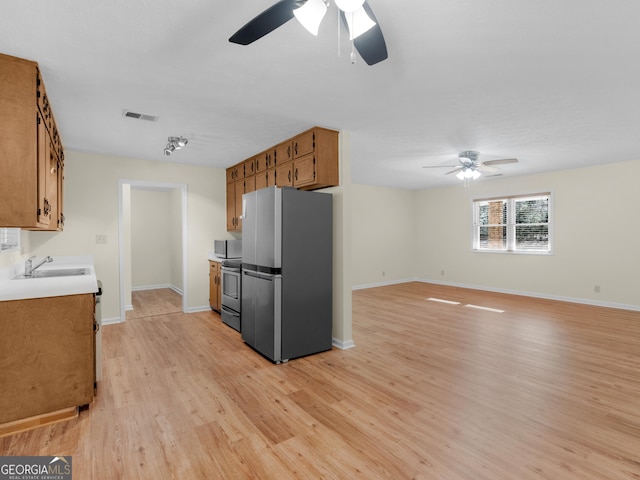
[207, 251, 240, 262]
[0, 255, 99, 302]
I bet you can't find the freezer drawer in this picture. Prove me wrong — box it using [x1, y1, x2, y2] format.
[241, 270, 282, 362]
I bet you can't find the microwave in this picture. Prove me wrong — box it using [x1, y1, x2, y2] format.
[214, 239, 242, 259]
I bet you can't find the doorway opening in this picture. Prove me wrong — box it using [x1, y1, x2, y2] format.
[118, 180, 188, 322]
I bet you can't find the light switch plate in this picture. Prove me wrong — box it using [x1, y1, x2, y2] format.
[96, 234, 107, 245]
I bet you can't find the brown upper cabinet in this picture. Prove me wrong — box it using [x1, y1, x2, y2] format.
[225, 127, 338, 231]
[226, 163, 244, 183]
[0, 53, 65, 230]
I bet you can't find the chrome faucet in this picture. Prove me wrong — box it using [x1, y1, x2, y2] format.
[24, 256, 53, 277]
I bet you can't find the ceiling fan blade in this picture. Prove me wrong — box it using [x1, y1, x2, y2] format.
[445, 166, 464, 175]
[340, 1, 388, 65]
[482, 158, 518, 166]
[422, 165, 459, 169]
[477, 165, 500, 174]
[229, 0, 298, 45]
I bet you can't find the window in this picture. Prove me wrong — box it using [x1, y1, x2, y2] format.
[473, 193, 551, 254]
[0, 228, 20, 253]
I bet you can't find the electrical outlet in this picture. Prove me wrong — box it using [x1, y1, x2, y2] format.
[594, 285, 600, 293]
[441, 270, 445, 276]
[96, 234, 107, 245]
[382, 271, 386, 277]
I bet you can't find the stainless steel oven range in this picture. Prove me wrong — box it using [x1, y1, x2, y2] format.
[221, 258, 242, 331]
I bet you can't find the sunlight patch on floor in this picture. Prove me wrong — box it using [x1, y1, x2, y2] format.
[427, 298, 505, 313]
[427, 298, 461, 305]
[464, 304, 505, 313]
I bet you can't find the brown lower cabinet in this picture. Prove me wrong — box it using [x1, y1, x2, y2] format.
[209, 260, 221, 312]
[0, 294, 95, 425]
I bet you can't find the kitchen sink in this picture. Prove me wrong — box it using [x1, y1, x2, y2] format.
[15, 268, 90, 279]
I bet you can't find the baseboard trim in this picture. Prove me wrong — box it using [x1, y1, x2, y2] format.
[0, 406, 78, 438]
[332, 338, 355, 350]
[125, 304, 133, 311]
[352, 278, 419, 291]
[187, 306, 213, 314]
[132, 284, 183, 295]
[102, 316, 124, 326]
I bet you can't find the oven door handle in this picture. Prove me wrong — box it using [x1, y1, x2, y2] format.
[221, 266, 241, 273]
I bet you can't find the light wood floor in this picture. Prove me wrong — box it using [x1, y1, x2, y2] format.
[127, 288, 182, 320]
[1, 283, 639, 479]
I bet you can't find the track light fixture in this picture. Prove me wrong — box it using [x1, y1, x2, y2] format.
[164, 136, 188, 156]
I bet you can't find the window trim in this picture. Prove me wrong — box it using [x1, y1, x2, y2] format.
[472, 191, 553, 255]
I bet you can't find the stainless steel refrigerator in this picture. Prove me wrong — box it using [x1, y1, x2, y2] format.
[241, 186, 333, 363]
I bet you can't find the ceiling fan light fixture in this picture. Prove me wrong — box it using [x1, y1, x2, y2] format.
[345, 6, 376, 40]
[456, 167, 481, 180]
[335, 0, 365, 12]
[293, 0, 328, 36]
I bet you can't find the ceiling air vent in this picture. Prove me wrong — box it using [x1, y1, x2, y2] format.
[122, 110, 158, 122]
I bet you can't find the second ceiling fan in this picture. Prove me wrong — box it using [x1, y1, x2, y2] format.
[229, 0, 388, 65]
[423, 151, 519, 180]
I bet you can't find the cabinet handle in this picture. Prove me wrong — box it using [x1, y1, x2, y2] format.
[294, 169, 298, 181]
[287, 145, 291, 158]
[294, 142, 298, 156]
[288, 171, 291, 182]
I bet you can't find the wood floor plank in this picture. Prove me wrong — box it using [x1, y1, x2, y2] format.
[1, 283, 640, 479]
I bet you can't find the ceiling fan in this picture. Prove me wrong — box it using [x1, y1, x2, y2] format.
[423, 151, 519, 180]
[228, 0, 388, 65]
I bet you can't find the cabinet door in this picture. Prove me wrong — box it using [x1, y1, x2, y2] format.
[245, 175, 256, 193]
[56, 154, 65, 229]
[275, 162, 293, 187]
[292, 129, 315, 158]
[255, 152, 268, 173]
[36, 112, 50, 227]
[46, 136, 58, 228]
[209, 261, 221, 311]
[293, 153, 316, 188]
[234, 179, 244, 230]
[266, 168, 276, 187]
[226, 182, 236, 230]
[274, 140, 292, 166]
[226, 166, 236, 184]
[245, 158, 256, 177]
[255, 171, 268, 191]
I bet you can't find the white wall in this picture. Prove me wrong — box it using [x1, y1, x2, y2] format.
[15, 150, 227, 321]
[169, 187, 183, 291]
[130, 189, 173, 289]
[351, 158, 640, 310]
[351, 184, 418, 287]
